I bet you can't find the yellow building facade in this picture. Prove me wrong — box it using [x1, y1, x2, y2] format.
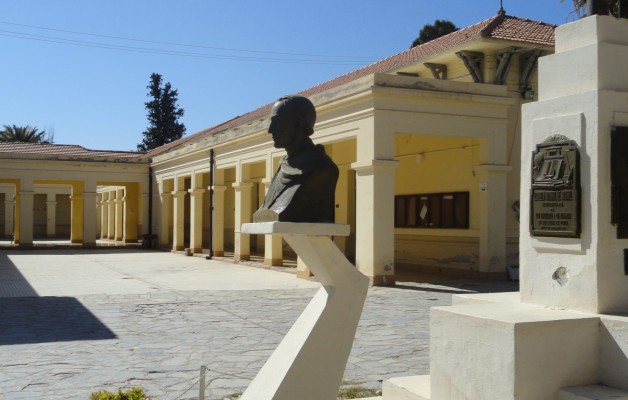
[0, 12, 555, 284]
[0, 143, 149, 246]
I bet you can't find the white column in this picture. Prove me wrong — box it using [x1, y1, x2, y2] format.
[159, 192, 172, 248]
[140, 192, 149, 236]
[114, 189, 123, 241]
[82, 180, 98, 246]
[233, 182, 253, 261]
[351, 120, 398, 285]
[46, 193, 57, 238]
[475, 165, 511, 272]
[100, 195, 108, 239]
[262, 177, 283, 266]
[171, 190, 186, 251]
[107, 193, 115, 240]
[188, 188, 205, 253]
[4, 197, 14, 237]
[18, 179, 35, 247]
[211, 185, 226, 256]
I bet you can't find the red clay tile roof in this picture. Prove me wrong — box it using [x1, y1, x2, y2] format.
[0, 142, 144, 160]
[144, 12, 557, 159]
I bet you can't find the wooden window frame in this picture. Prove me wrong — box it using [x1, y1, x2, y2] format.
[395, 192, 469, 229]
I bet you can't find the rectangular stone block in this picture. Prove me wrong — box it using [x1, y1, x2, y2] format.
[430, 303, 599, 400]
[599, 315, 628, 391]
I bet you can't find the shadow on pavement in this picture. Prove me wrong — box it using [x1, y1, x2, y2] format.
[0, 297, 117, 345]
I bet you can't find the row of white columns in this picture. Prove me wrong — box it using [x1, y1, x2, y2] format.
[156, 119, 509, 283]
[98, 189, 125, 241]
[2, 179, 99, 246]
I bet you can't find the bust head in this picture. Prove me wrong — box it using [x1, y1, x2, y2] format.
[268, 95, 316, 156]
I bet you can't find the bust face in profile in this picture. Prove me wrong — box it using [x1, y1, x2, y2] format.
[268, 95, 317, 155]
[253, 95, 339, 223]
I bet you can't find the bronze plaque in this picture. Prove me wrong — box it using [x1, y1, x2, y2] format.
[530, 135, 581, 238]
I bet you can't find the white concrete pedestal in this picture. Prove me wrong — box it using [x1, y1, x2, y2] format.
[383, 15, 628, 400]
[240, 222, 369, 400]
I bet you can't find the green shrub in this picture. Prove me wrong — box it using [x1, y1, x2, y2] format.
[337, 385, 381, 399]
[89, 387, 147, 400]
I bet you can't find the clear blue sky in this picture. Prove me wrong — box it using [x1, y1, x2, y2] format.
[1, 0, 580, 152]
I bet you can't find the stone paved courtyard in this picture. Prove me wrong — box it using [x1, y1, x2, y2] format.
[0, 249, 516, 399]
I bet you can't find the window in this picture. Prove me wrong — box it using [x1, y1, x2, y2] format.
[395, 192, 469, 229]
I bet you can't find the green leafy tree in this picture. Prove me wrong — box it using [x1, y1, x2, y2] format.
[410, 19, 459, 48]
[562, 0, 624, 18]
[0, 124, 54, 143]
[137, 73, 186, 152]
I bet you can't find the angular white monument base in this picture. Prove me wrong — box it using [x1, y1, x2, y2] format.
[240, 222, 369, 400]
[430, 302, 599, 400]
[383, 293, 628, 400]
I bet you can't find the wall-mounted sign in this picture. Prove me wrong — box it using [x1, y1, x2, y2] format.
[530, 135, 581, 238]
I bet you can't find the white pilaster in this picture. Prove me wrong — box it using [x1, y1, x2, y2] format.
[46, 193, 57, 238]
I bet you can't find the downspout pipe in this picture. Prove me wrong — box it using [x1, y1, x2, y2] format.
[148, 165, 153, 236]
[143, 164, 155, 249]
[206, 148, 214, 259]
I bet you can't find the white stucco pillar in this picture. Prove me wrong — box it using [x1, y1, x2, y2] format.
[351, 122, 398, 285]
[211, 185, 226, 257]
[114, 190, 124, 241]
[83, 181, 98, 246]
[101, 195, 109, 239]
[188, 188, 205, 253]
[352, 160, 399, 285]
[474, 165, 511, 272]
[4, 197, 14, 237]
[140, 192, 149, 236]
[233, 182, 253, 261]
[107, 193, 115, 240]
[18, 179, 35, 247]
[159, 191, 172, 247]
[96, 194, 101, 235]
[521, 16, 628, 314]
[262, 178, 283, 266]
[171, 190, 186, 251]
[46, 193, 57, 238]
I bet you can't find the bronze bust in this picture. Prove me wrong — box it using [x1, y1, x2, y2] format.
[253, 95, 338, 223]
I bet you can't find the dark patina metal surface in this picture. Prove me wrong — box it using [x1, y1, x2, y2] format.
[530, 135, 581, 238]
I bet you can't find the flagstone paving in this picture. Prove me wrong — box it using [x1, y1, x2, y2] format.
[0, 249, 516, 399]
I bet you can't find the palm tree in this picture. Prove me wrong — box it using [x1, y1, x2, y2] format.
[0, 125, 54, 143]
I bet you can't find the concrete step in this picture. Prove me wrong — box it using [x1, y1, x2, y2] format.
[382, 375, 430, 400]
[558, 384, 628, 400]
